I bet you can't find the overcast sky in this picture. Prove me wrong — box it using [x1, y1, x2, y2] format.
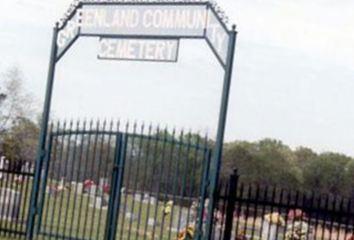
[1, 0, 354, 156]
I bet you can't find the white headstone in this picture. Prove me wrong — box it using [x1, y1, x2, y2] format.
[134, 193, 142, 202]
[76, 183, 83, 194]
[148, 218, 157, 227]
[143, 195, 156, 205]
[90, 195, 101, 208]
[0, 157, 6, 179]
[89, 195, 108, 209]
[125, 212, 136, 221]
[179, 208, 189, 229]
[99, 178, 109, 187]
[59, 178, 65, 188]
[261, 220, 277, 240]
[89, 185, 97, 196]
[21, 162, 31, 173]
[149, 197, 157, 205]
[0, 188, 21, 221]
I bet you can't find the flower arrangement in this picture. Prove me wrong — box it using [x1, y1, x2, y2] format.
[235, 230, 247, 240]
[285, 209, 311, 240]
[347, 235, 354, 240]
[288, 209, 306, 220]
[102, 184, 110, 194]
[163, 200, 174, 216]
[264, 212, 285, 226]
[177, 225, 195, 240]
[285, 221, 310, 240]
[83, 179, 95, 192]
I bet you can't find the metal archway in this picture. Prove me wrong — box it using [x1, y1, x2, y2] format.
[27, 1, 237, 239]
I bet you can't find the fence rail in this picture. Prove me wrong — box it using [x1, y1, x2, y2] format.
[214, 170, 354, 240]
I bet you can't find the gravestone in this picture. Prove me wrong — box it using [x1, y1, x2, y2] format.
[0, 188, 21, 221]
[147, 217, 157, 227]
[125, 212, 137, 221]
[142, 194, 156, 205]
[149, 197, 157, 205]
[21, 162, 31, 173]
[0, 157, 6, 180]
[170, 208, 189, 233]
[89, 185, 97, 196]
[76, 183, 83, 194]
[99, 178, 108, 188]
[261, 219, 278, 240]
[98, 178, 109, 194]
[134, 193, 142, 202]
[89, 195, 108, 209]
[179, 208, 189, 229]
[189, 201, 198, 223]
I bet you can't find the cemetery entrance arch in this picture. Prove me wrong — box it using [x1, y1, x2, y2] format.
[26, 1, 237, 239]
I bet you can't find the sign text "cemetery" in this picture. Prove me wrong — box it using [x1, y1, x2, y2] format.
[98, 38, 179, 62]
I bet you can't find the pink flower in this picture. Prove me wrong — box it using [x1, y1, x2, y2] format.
[288, 209, 306, 220]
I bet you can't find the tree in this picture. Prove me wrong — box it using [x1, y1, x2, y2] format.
[1, 118, 39, 167]
[222, 139, 303, 190]
[344, 160, 354, 198]
[0, 66, 39, 166]
[302, 153, 351, 196]
[0, 66, 36, 134]
[294, 147, 317, 169]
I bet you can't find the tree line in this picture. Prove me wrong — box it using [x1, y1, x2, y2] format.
[1, 66, 353, 198]
[221, 139, 354, 198]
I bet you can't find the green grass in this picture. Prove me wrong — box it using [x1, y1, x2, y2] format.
[0, 184, 194, 240]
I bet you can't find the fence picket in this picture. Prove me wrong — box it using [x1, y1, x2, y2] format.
[216, 172, 354, 240]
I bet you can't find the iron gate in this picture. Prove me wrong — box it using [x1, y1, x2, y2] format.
[34, 121, 211, 240]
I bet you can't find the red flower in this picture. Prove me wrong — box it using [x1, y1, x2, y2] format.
[103, 184, 110, 194]
[84, 179, 95, 189]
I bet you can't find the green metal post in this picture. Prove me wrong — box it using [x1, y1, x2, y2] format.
[105, 133, 128, 240]
[203, 26, 237, 240]
[35, 131, 54, 234]
[26, 23, 59, 240]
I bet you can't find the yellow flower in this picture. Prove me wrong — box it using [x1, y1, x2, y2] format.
[177, 225, 195, 240]
[264, 212, 285, 226]
[163, 200, 174, 216]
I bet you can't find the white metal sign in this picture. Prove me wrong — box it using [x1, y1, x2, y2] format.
[57, 3, 230, 65]
[98, 38, 179, 62]
[80, 5, 207, 37]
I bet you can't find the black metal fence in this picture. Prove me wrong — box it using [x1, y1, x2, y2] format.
[1, 149, 354, 240]
[213, 170, 354, 240]
[0, 159, 34, 238]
